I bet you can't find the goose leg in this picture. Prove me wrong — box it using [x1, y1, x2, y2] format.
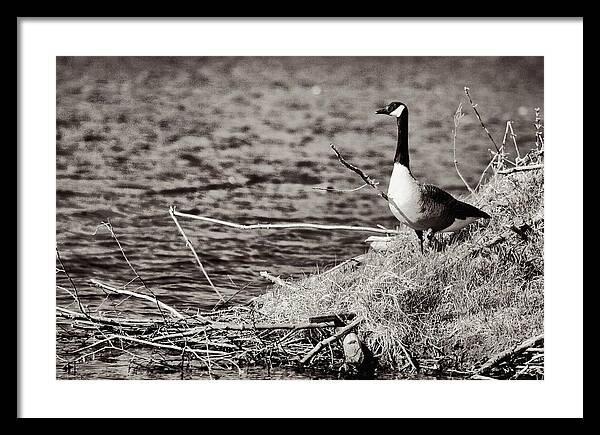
[415, 230, 424, 254]
[427, 230, 439, 251]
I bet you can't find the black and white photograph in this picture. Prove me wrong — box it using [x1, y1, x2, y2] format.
[18, 18, 583, 418]
[55, 56, 545, 380]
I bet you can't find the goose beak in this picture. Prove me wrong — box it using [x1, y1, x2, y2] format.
[375, 107, 388, 115]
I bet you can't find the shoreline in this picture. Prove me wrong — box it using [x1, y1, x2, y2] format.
[254, 168, 544, 379]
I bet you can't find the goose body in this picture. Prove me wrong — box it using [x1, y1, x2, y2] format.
[375, 101, 490, 251]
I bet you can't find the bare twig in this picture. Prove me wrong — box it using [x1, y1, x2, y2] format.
[399, 341, 419, 372]
[312, 182, 377, 193]
[475, 155, 499, 191]
[452, 102, 477, 196]
[56, 249, 93, 321]
[534, 107, 544, 150]
[169, 206, 225, 302]
[330, 144, 382, 195]
[330, 144, 417, 226]
[511, 353, 544, 379]
[464, 87, 501, 153]
[506, 121, 521, 160]
[94, 221, 167, 319]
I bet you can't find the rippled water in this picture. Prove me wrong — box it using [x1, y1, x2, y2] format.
[56, 57, 543, 378]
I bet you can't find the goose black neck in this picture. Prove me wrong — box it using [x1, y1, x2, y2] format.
[394, 111, 409, 168]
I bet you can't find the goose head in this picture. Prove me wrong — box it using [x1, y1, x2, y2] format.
[375, 101, 407, 117]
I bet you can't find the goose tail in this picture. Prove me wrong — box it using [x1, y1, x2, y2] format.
[455, 200, 491, 220]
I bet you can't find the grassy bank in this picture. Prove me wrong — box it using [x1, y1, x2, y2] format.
[255, 167, 544, 375]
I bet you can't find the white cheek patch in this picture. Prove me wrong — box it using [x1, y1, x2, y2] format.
[390, 105, 405, 117]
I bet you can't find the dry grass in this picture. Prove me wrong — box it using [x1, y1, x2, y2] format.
[255, 161, 544, 373]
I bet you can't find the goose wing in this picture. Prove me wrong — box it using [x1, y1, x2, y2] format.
[420, 184, 490, 229]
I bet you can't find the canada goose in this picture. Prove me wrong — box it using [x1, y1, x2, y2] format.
[375, 101, 491, 253]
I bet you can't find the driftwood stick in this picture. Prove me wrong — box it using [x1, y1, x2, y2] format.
[90, 278, 186, 320]
[498, 164, 544, 175]
[299, 317, 364, 364]
[172, 208, 400, 236]
[56, 306, 158, 327]
[169, 206, 225, 302]
[478, 333, 544, 374]
[209, 321, 337, 331]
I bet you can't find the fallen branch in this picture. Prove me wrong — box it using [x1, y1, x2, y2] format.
[149, 320, 337, 342]
[477, 333, 544, 374]
[299, 317, 364, 364]
[208, 321, 337, 331]
[69, 334, 229, 357]
[169, 206, 225, 302]
[56, 306, 158, 328]
[172, 209, 400, 236]
[90, 278, 186, 320]
[498, 164, 544, 175]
